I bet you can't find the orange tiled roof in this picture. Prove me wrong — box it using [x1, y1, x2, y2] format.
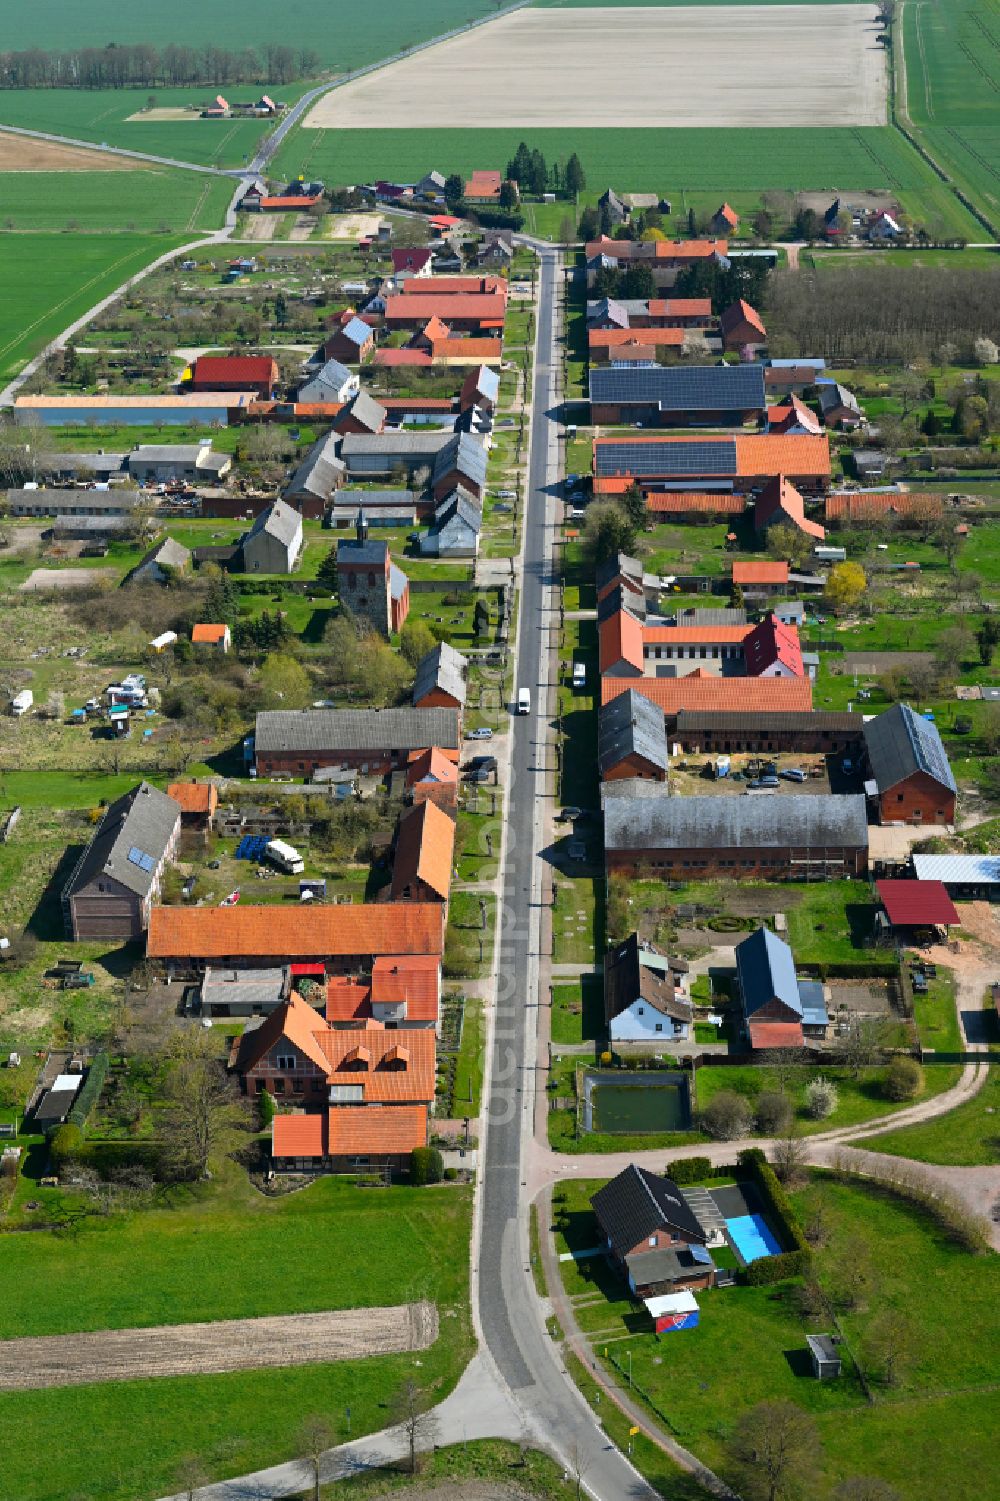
[824, 491, 941, 521]
[586, 237, 728, 261]
[645, 492, 745, 515]
[192, 623, 228, 643]
[732, 559, 790, 585]
[743, 615, 804, 677]
[272, 1112, 326, 1156]
[400, 276, 506, 296]
[592, 433, 830, 486]
[589, 327, 685, 348]
[371, 955, 439, 1021]
[147, 903, 444, 959]
[315, 1027, 436, 1102]
[239, 991, 333, 1075]
[755, 475, 825, 540]
[167, 781, 218, 816]
[749, 1021, 805, 1049]
[406, 747, 460, 786]
[601, 676, 813, 714]
[646, 299, 713, 318]
[721, 299, 767, 340]
[326, 1104, 427, 1156]
[390, 800, 455, 902]
[715, 203, 739, 228]
[325, 977, 372, 1023]
[642, 625, 751, 645]
[386, 294, 507, 323]
[465, 170, 502, 199]
[599, 608, 645, 675]
[429, 338, 503, 360]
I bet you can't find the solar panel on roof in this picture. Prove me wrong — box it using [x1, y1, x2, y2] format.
[589, 365, 765, 411]
[596, 439, 737, 478]
[127, 846, 155, 873]
[690, 1244, 713, 1265]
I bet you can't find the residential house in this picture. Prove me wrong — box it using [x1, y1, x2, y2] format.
[460, 364, 500, 414]
[192, 623, 231, 652]
[591, 1165, 715, 1297]
[853, 449, 888, 481]
[603, 793, 868, 880]
[588, 327, 686, 363]
[754, 475, 826, 541]
[719, 299, 767, 353]
[599, 604, 645, 678]
[147, 902, 444, 972]
[421, 489, 481, 557]
[595, 551, 645, 606]
[391, 247, 434, 279]
[605, 934, 692, 1046]
[589, 364, 766, 427]
[62, 782, 181, 940]
[598, 690, 669, 783]
[593, 434, 831, 495]
[333, 391, 387, 436]
[598, 188, 629, 227]
[710, 203, 739, 235]
[188, 355, 278, 399]
[324, 316, 376, 364]
[766, 394, 823, 437]
[868, 210, 902, 242]
[735, 926, 829, 1049]
[464, 169, 508, 203]
[125, 536, 191, 585]
[166, 780, 218, 830]
[284, 431, 346, 509]
[863, 702, 957, 826]
[406, 747, 460, 811]
[253, 706, 461, 777]
[389, 799, 455, 904]
[412, 642, 468, 711]
[764, 362, 826, 398]
[585, 238, 729, 290]
[742, 615, 805, 678]
[296, 358, 360, 405]
[240, 498, 303, 574]
[477, 233, 514, 268]
[818, 382, 864, 430]
[127, 443, 232, 485]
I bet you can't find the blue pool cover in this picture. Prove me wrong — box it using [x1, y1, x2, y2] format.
[727, 1213, 782, 1263]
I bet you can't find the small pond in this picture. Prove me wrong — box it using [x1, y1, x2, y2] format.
[582, 1069, 691, 1134]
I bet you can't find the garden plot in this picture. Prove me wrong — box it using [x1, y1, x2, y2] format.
[304, 5, 887, 130]
[0, 1302, 438, 1390]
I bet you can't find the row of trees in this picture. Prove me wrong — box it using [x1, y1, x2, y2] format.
[590, 253, 770, 314]
[0, 41, 319, 89]
[504, 141, 585, 199]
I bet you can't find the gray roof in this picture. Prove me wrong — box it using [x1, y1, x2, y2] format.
[255, 706, 459, 753]
[431, 432, 488, 488]
[674, 607, 747, 628]
[625, 1244, 715, 1286]
[129, 444, 209, 464]
[341, 431, 451, 459]
[131, 536, 192, 574]
[8, 486, 135, 510]
[605, 933, 690, 1023]
[675, 709, 860, 735]
[465, 364, 499, 403]
[586, 297, 630, 329]
[590, 363, 766, 413]
[245, 498, 302, 549]
[597, 584, 647, 624]
[434, 492, 481, 535]
[412, 642, 468, 707]
[864, 703, 956, 795]
[337, 489, 416, 508]
[297, 357, 357, 401]
[594, 552, 643, 594]
[44, 452, 126, 475]
[337, 536, 389, 566]
[736, 926, 801, 1019]
[598, 690, 667, 775]
[818, 382, 861, 416]
[342, 316, 373, 347]
[63, 781, 180, 903]
[390, 563, 408, 601]
[201, 965, 288, 1009]
[347, 390, 388, 432]
[604, 794, 869, 852]
[592, 1165, 706, 1259]
[53, 513, 130, 533]
[912, 854, 1000, 885]
[284, 432, 344, 502]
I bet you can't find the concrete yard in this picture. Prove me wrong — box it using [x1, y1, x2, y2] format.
[304, 5, 887, 131]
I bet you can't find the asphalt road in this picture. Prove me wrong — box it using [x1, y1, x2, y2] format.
[477, 246, 660, 1500]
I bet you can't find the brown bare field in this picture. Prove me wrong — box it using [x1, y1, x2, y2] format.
[0, 1301, 438, 1391]
[304, 5, 887, 131]
[0, 132, 146, 173]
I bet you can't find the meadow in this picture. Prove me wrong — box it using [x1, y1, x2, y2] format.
[0, 233, 189, 380]
[0, 170, 234, 232]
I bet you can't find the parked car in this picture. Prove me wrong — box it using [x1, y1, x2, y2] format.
[466, 768, 491, 784]
[468, 754, 497, 773]
[466, 726, 493, 740]
[567, 839, 587, 860]
[780, 768, 806, 782]
[556, 806, 582, 822]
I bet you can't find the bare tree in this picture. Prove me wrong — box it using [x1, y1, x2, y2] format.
[837, 1016, 889, 1077]
[771, 1129, 808, 1187]
[726, 1399, 820, 1501]
[297, 1415, 334, 1501]
[391, 1380, 436, 1475]
[862, 1310, 917, 1388]
[161, 1032, 251, 1180]
[174, 1455, 210, 1501]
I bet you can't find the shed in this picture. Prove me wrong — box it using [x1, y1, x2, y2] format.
[876, 879, 958, 931]
[806, 1334, 842, 1379]
[644, 1290, 700, 1333]
[912, 854, 1000, 900]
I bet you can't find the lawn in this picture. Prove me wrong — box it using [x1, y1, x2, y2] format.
[444, 890, 495, 980]
[551, 872, 602, 965]
[0, 171, 233, 232]
[453, 995, 485, 1117]
[0, 1167, 473, 1501]
[911, 969, 963, 1057]
[0, 232, 189, 380]
[859, 1062, 1000, 1165]
[550, 1171, 1000, 1501]
[550, 975, 603, 1046]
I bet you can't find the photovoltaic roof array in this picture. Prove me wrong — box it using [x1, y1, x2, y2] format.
[595, 439, 738, 478]
[589, 364, 765, 410]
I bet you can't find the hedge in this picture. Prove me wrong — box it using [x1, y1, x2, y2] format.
[665, 1156, 713, 1185]
[410, 1146, 444, 1185]
[66, 1051, 108, 1131]
[736, 1147, 811, 1285]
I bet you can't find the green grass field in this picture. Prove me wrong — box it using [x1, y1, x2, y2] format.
[0, 170, 233, 232]
[0, 232, 188, 379]
[860, 1063, 1000, 1165]
[0, 1167, 472, 1501]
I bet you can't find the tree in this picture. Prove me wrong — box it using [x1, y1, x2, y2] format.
[316, 544, 339, 592]
[582, 501, 636, 565]
[755, 1091, 793, 1135]
[161, 1034, 250, 1181]
[766, 521, 813, 572]
[391, 1380, 436, 1474]
[884, 1055, 923, 1101]
[620, 482, 647, 532]
[257, 651, 310, 710]
[730, 580, 745, 610]
[771, 1129, 807, 1187]
[399, 618, 438, 667]
[976, 615, 1000, 666]
[443, 173, 464, 207]
[934, 622, 971, 680]
[862, 1310, 917, 1387]
[564, 152, 585, 197]
[726, 1399, 820, 1501]
[578, 204, 599, 241]
[974, 336, 999, 367]
[499, 178, 518, 211]
[824, 561, 867, 615]
[202, 565, 240, 627]
[174, 1456, 210, 1501]
[410, 1145, 444, 1184]
[805, 1076, 838, 1119]
[298, 1415, 334, 1501]
[701, 1090, 753, 1141]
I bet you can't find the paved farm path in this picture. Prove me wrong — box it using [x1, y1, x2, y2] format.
[0, 1303, 437, 1392]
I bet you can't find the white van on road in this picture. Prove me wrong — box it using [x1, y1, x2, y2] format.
[517, 687, 531, 715]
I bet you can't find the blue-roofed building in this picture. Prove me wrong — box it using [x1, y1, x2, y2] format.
[863, 703, 957, 827]
[735, 926, 829, 1049]
[325, 315, 376, 365]
[431, 431, 488, 503]
[589, 364, 766, 427]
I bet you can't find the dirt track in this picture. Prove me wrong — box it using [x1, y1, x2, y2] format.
[0, 132, 145, 172]
[0, 1302, 437, 1391]
[305, 5, 887, 131]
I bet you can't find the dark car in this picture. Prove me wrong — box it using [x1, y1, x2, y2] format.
[468, 755, 498, 773]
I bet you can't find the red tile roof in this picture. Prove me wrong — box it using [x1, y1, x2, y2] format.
[406, 747, 460, 786]
[715, 203, 739, 229]
[325, 977, 372, 1023]
[465, 170, 503, 200]
[601, 676, 813, 714]
[754, 475, 825, 540]
[191, 623, 229, 643]
[147, 903, 444, 960]
[824, 491, 942, 522]
[374, 349, 433, 368]
[642, 625, 750, 646]
[742, 615, 804, 677]
[240, 991, 335, 1075]
[386, 294, 507, 324]
[586, 237, 728, 261]
[325, 1104, 427, 1156]
[645, 492, 745, 515]
[271, 1112, 326, 1157]
[749, 1021, 805, 1049]
[732, 559, 789, 585]
[189, 355, 277, 385]
[372, 955, 439, 1021]
[427, 338, 503, 361]
[877, 880, 959, 927]
[592, 434, 831, 491]
[589, 327, 685, 350]
[392, 247, 434, 273]
[167, 781, 218, 816]
[720, 299, 767, 341]
[258, 195, 322, 210]
[400, 276, 506, 296]
[646, 299, 713, 318]
[390, 801, 455, 902]
[768, 394, 823, 436]
[315, 1026, 436, 1102]
[599, 608, 645, 675]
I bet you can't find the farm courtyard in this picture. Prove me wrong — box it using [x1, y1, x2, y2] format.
[303, 4, 888, 130]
